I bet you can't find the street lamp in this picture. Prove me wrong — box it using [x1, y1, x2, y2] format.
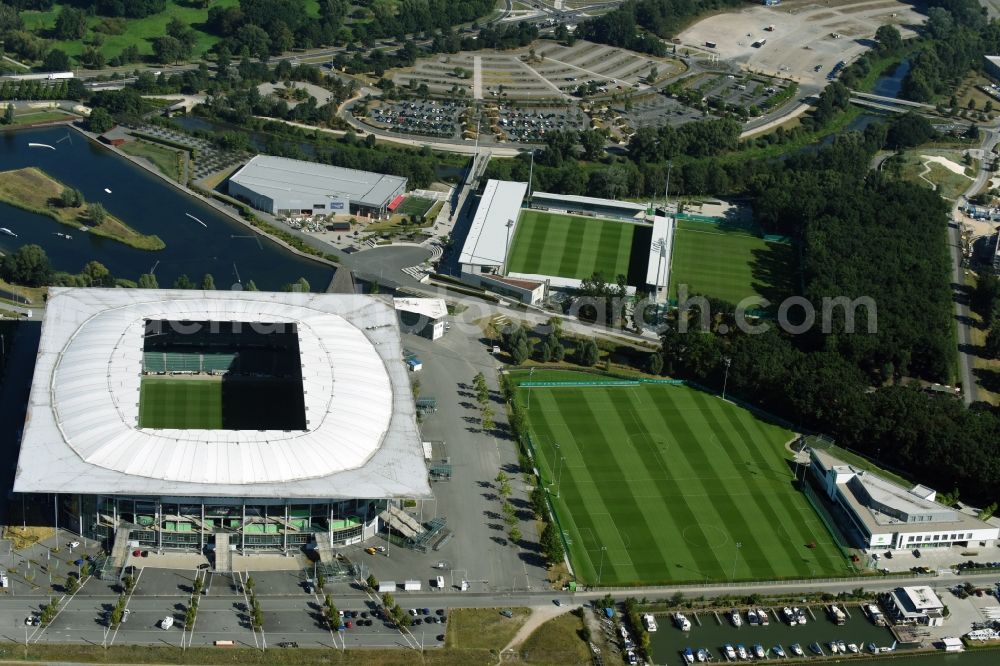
[722, 357, 732, 401]
[503, 218, 515, 275]
[597, 546, 607, 585]
[732, 541, 742, 581]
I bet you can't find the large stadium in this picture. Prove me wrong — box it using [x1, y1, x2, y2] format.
[14, 288, 430, 557]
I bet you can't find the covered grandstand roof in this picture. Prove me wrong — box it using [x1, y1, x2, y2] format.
[458, 179, 527, 268]
[15, 288, 430, 499]
[229, 155, 407, 209]
[531, 191, 647, 212]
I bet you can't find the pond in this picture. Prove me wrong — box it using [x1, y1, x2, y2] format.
[0, 126, 333, 291]
[872, 59, 911, 99]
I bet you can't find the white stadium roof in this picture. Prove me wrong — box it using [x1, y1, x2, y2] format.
[458, 179, 527, 269]
[14, 288, 430, 500]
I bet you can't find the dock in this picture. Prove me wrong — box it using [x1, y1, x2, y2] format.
[713, 610, 722, 625]
[808, 606, 817, 621]
[694, 612, 703, 627]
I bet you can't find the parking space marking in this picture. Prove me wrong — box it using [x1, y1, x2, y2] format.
[109, 566, 144, 647]
[514, 59, 571, 99]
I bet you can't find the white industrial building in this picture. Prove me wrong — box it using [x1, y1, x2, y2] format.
[394, 297, 447, 340]
[884, 586, 946, 627]
[810, 449, 999, 551]
[228, 155, 407, 218]
[14, 288, 431, 558]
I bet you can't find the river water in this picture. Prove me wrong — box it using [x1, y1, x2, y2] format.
[0, 126, 333, 290]
[648, 605, 999, 666]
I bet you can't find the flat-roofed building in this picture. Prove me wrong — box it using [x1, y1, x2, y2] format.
[884, 586, 946, 627]
[228, 155, 407, 218]
[810, 448, 999, 550]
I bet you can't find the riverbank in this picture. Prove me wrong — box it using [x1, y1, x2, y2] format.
[0, 167, 164, 251]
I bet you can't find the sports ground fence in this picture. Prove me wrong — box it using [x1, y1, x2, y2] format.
[511, 368, 880, 587]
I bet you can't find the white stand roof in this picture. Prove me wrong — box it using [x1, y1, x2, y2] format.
[14, 288, 430, 500]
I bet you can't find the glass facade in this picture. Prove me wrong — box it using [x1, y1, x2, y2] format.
[62, 494, 385, 553]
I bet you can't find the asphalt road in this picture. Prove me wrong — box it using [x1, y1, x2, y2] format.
[950, 128, 999, 404]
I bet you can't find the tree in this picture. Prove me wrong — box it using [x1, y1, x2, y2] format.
[64, 574, 79, 595]
[153, 36, 184, 64]
[473, 372, 489, 405]
[173, 274, 194, 289]
[495, 470, 508, 485]
[88, 202, 107, 226]
[511, 338, 530, 365]
[578, 339, 599, 367]
[481, 405, 495, 432]
[647, 352, 663, 375]
[540, 522, 564, 563]
[1, 244, 52, 287]
[82, 261, 113, 287]
[88, 107, 114, 134]
[59, 187, 83, 208]
[986, 327, 1000, 360]
[365, 574, 378, 590]
[137, 273, 159, 289]
[54, 6, 87, 40]
[42, 49, 71, 72]
[2, 104, 13, 126]
[244, 576, 255, 592]
[498, 480, 512, 498]
[201, 273, 215, 290]
[508, 526, 522, 543]
[245, 279, 259, 291]
[579, 129, 605, 161]
[874, 24, 902, 52]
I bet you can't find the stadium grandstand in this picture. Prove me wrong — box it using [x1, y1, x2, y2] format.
[14, 289, 430, 560]
[459, 179, 672, 297]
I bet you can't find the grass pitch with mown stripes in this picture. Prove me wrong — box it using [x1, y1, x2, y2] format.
[506, 210, 637, 281]
[669, 219, 792, 306]
[139, 378, 222, 429]
[515, 370, 851, 585]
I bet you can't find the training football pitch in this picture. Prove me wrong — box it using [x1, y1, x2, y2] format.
[515, 371, 851, 585]
[139, 378, 222, 429]
[669, 219, 792, 306]
[506, 210, 639, 281]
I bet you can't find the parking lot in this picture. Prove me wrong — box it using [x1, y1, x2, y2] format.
[367, 99, 466, 139]
[624, 92, 707, 130]
[489, 105, 588, 143]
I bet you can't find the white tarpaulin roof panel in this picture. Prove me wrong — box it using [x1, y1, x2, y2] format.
[14, 288, 430, 499]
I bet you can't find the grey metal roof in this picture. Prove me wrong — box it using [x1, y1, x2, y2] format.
[14, 288, 431, 500]
[229, 155, 407, 208]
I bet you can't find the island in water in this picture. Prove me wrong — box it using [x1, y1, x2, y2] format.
[0, 167, 164, 251]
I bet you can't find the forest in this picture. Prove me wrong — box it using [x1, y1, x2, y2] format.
[576, 0, 743, 55]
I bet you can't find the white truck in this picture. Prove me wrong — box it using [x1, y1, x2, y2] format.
[403, 580, 422, 591]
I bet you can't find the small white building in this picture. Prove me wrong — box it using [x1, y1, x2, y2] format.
[884, 586, 946, 627]
[809, 449, 999, 550]
[394, 298, 447, 340]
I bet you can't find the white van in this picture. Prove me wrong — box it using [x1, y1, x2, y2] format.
[436, 576, 445, 589]
[160, 616, 174, 630]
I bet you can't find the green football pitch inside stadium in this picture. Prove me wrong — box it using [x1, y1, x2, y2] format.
[139, 378, 223, 429]
[668, 219, 792, 306]
[506, 210, 638, 281]
[515, 370, 852, 585]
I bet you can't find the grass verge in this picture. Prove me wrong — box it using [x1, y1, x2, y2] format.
[446, 607, 530, 650]
[516, 612, 591, 665]
[119, 139, 183, 182]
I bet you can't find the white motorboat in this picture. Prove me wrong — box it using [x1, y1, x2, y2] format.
[104, 188, 112, 194]
[747, 609, 759, 625]
[0, 227, 17, 237]
[643, 613, 658, 632]
[791, 643, 804, 656]
[724, 644, 736, 660]
[673, 612, 691, 631]
[730, 609, 742, 627]
[782, 606, 796, 625]
[736, 644, 748, 660]
[758, 608, 770, 626]
[753, 644, 765, 658]
[794, 607, 807, 625]
[848, 643, 859, 654]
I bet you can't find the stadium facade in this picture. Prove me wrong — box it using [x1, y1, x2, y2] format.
[14, 288, 430, 554]
[228, 155, 407, 219]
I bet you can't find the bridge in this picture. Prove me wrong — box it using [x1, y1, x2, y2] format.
[848, 90, 936, 114]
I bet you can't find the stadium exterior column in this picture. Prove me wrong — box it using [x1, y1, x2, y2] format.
[283, 504, 289, 552]
[241, 502, 246, 552]
[200, 503, 205, 552]
[329, 503, 334, 548]
[77, 495, 83, 540]
[156, 500, 162, 552]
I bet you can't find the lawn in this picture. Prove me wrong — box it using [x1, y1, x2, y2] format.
[139, 378, 222, 430]
[669, 218, 792, 306]
[507, 210, 642, 282]
[120, 139, 183, 182]
[514, 370, 852, 585]
[8, 110, 72, 126]
[396, 196, 435, 217]
[446, 607, 530, 650]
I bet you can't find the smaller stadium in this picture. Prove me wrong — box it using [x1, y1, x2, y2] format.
[512, 369, 852, 585]
[459, 180, 792, 307]
[459, 180, 673, 302]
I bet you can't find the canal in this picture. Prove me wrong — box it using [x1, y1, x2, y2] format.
[649, 606, 1000, 665]
[0, 126, 333, 291]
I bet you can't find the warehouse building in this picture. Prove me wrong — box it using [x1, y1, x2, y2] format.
[228, 155, 407, 218]
[809, 449, 998, 551]
[14, 288, 431, 560]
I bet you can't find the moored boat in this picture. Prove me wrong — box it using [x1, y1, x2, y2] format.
[747, 608, 759, 626]
[682, 647, 694, 663]
[782, 607, 796, 625]
[758, 608, 770, 626]
[827, 604, 846, 625]
[736, 644, 748, 660]
[773, 645, 786, 658]
[791, 643, 804, 656]
[752, 644, 765, 658]
[730, 609, 742, 627]
[809, 642, 823, 655]
[848, 643, 859, 654]
[696, 648, 708, 662]
[724, 644, 736, 660]
[837, 640, 846, 653]
[794, 607, 807, 625]
[643, 613, 658, 632]
[673, 612, 691, 631]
